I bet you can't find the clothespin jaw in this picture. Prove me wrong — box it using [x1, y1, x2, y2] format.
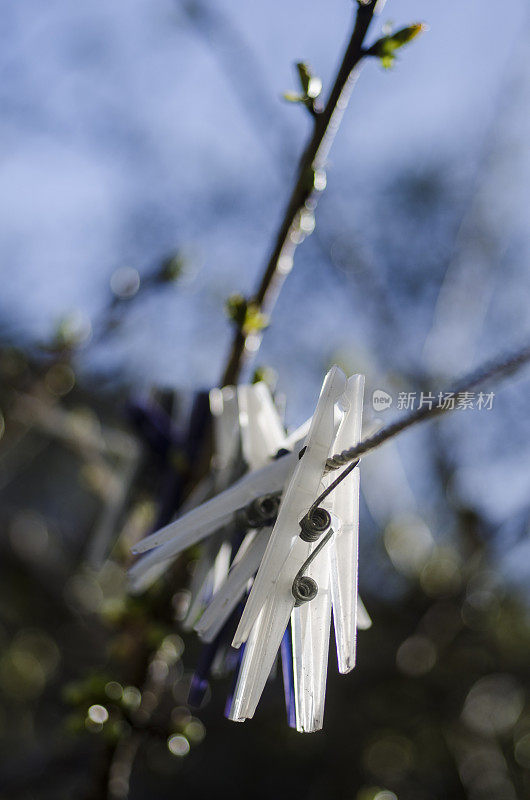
[238, 383, 287, 470]
[329, 374, 365, 673]
[209, 386, 241, 478]
[182, 387, 242, 629]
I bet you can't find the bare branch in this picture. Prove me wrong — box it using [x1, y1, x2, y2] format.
[220, 0, 381, 386]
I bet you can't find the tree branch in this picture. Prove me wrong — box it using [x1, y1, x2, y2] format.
[220, 0, 380, 386]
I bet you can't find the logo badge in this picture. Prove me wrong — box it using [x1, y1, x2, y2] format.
[372, 389, 392, 411]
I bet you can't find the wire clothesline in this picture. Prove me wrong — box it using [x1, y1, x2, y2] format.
[288, 341, 530, 622]
[324, 341, 530, 471]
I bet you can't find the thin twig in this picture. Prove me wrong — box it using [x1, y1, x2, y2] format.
[326, 341, 530, 470]
[220, 0, 381, 386]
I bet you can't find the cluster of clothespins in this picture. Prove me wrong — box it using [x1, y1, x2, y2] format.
[129, 366, 371, 733]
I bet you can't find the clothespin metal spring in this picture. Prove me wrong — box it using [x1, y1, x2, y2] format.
[299, 507, 331, 542]
[292, 507, 333, 606]
[238, 493, 281, 529]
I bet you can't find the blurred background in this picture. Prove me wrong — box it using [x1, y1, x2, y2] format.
[1, 1, 530, 798]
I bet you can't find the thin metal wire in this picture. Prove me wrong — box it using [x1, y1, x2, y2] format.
[310, 458, 360, 510]
[292, 527, 335, 605]
[325, 341, 530, 471]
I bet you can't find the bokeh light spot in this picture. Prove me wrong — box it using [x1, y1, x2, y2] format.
[363, 734, 414, 782]
[88, 704, 109, 724]
[160, 634, 184, 663]
[396, 635, 436, 676]
[105, 681, 123, 701]
[167, 734, 190, 757]
[384, 515, 434, 575]
[54, 311, 92, 348]
[514, 733, 530, 769]
[110, 267, 140, 299]
[420, 548, 461, 597]
[122, 686, 142, 710]
[171, 706, 192, 728]
[184, 718, 205, 744]
[65, 573, 104, 613]
[172, 590, 191, 621]
[45, 363, 75, 396]
[462, 675, 524, 735]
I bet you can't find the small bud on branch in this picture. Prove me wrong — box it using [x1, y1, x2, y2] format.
[283, 61, 323, 116]
[367, 22, 427, 68]
[225, 294, 269, 336]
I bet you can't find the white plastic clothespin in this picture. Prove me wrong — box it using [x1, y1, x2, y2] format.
[181, 387, 241, 630]
[228, 366, 348, 722]
[193, 383, 290, 641]
[238, 382, 287, 470]
[329, 373, 364, 673]
[290, 374, 364, 732]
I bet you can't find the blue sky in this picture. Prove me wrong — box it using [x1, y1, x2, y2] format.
[1, 0, 527, 371]
[1, 1, 530, 576]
